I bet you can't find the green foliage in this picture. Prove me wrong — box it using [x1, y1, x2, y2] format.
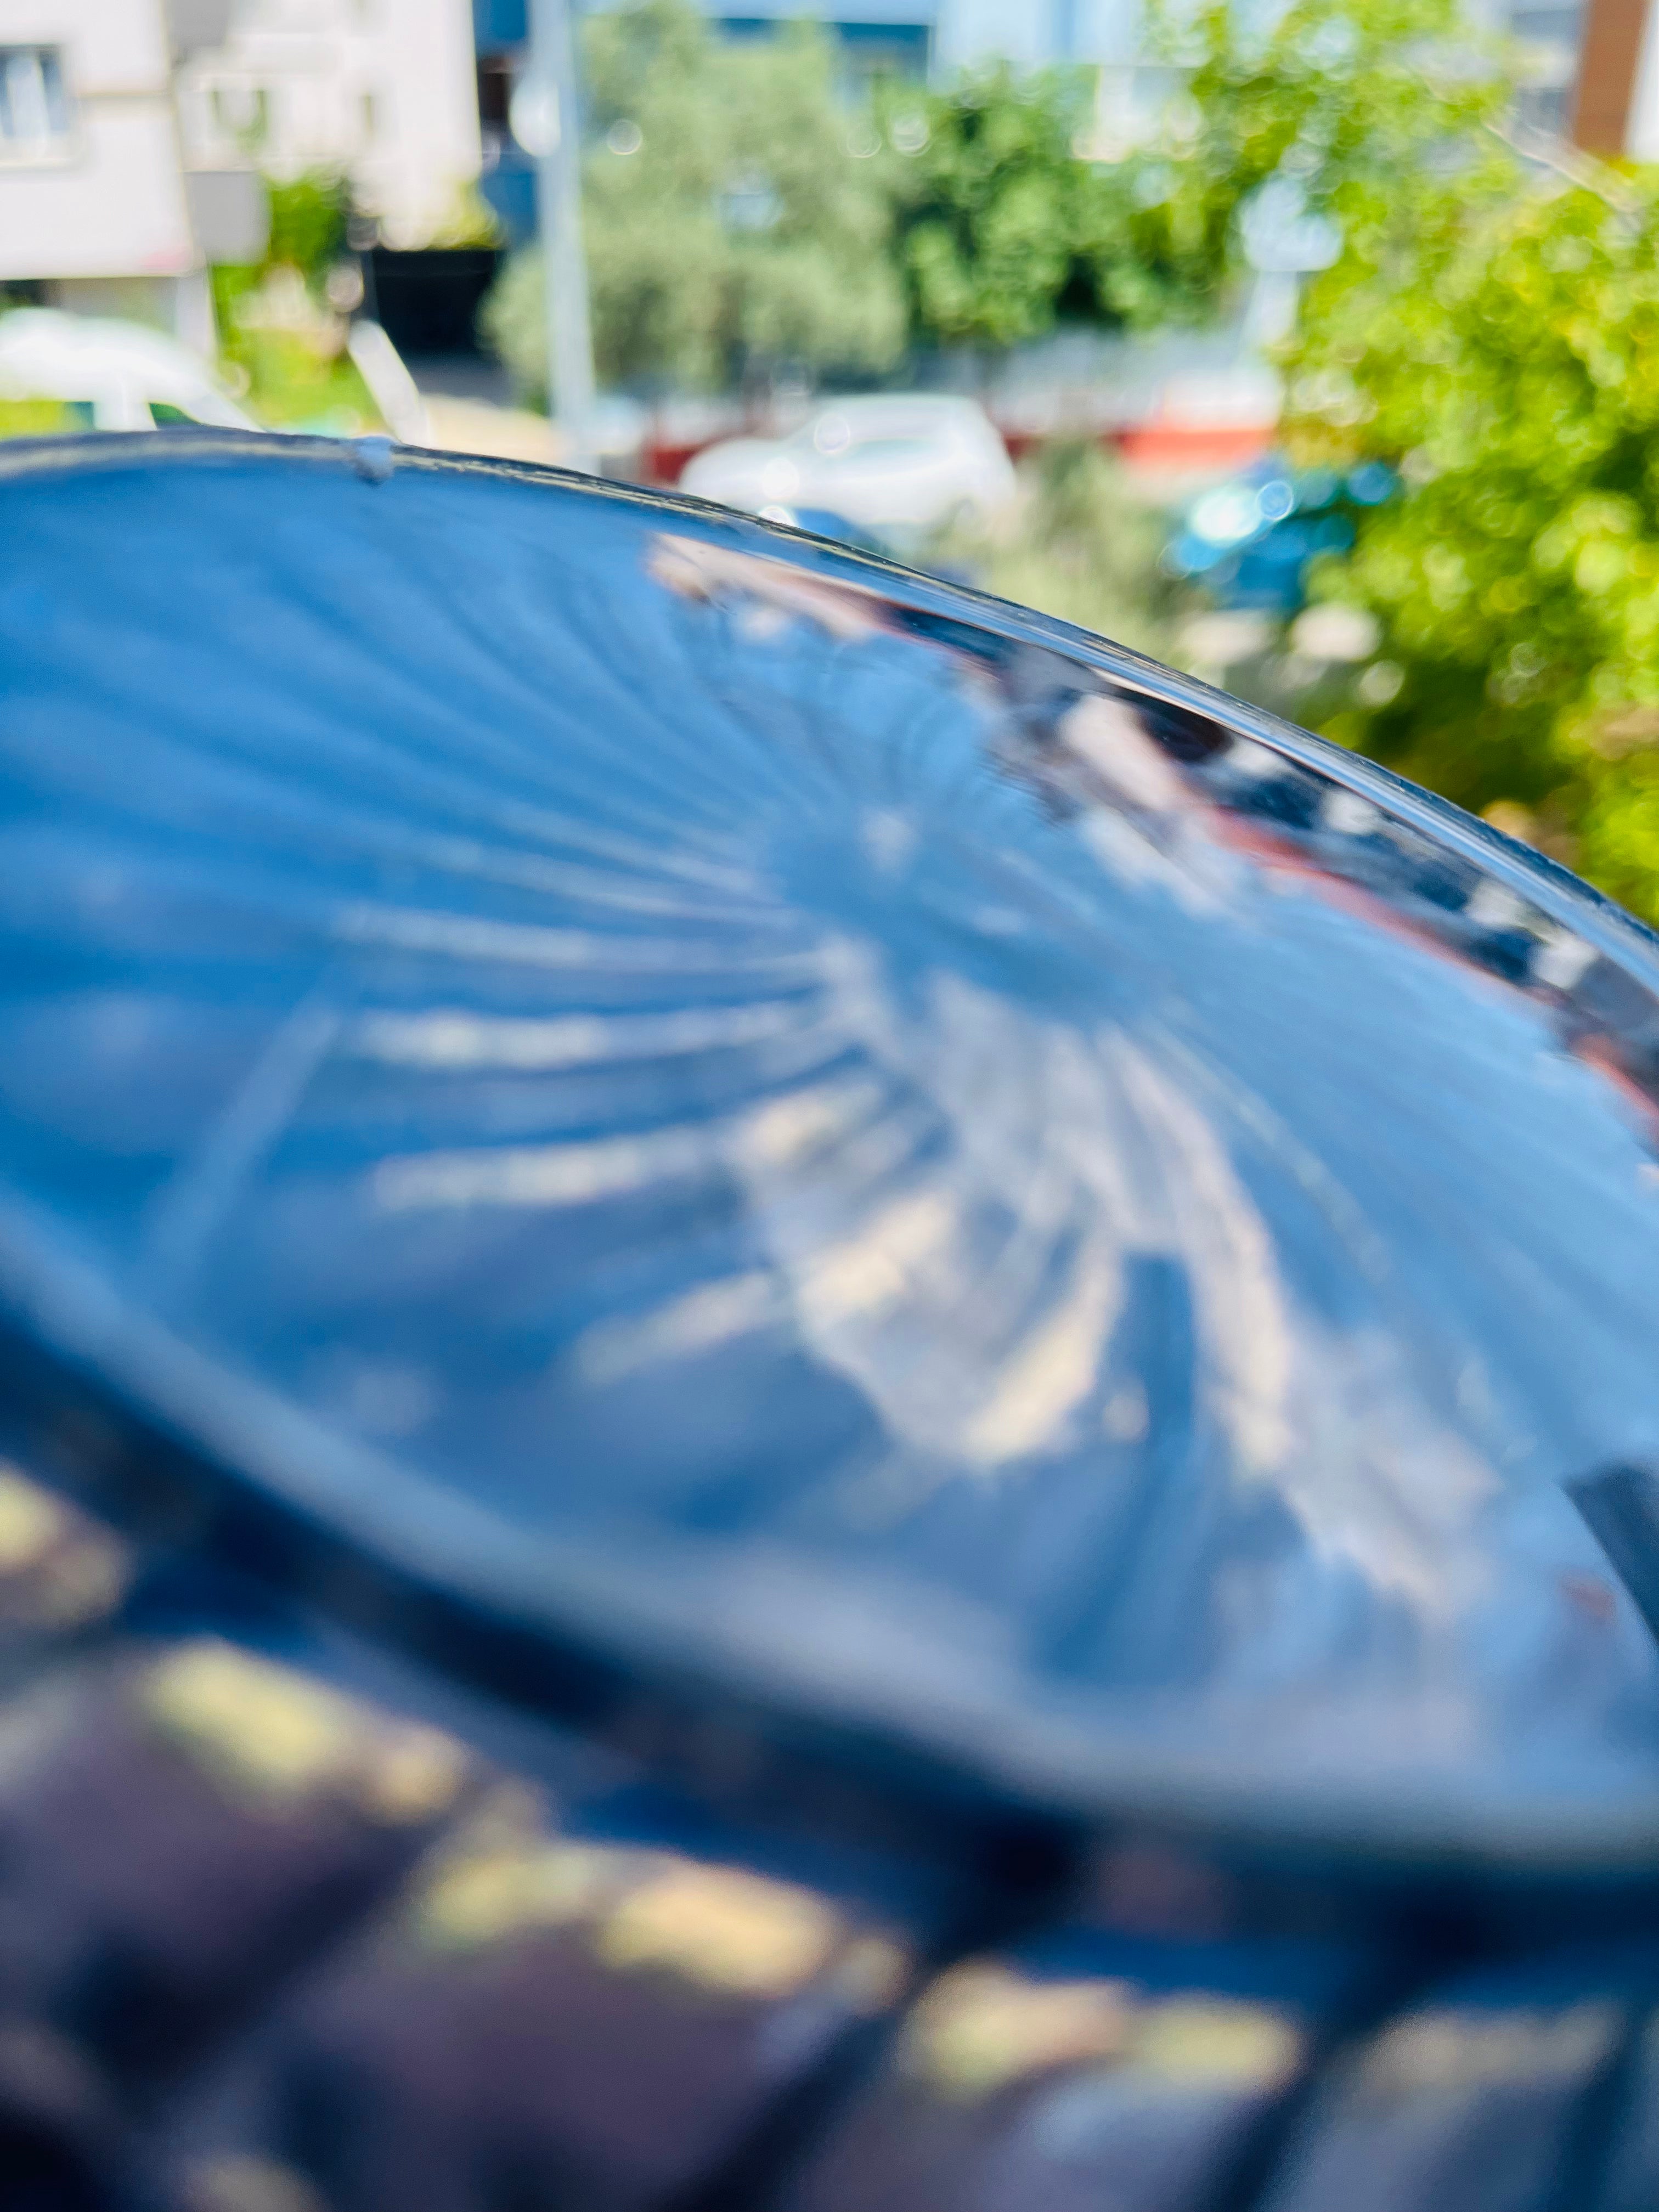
[477, 259, 538, 398]
[1111, 0, 1500, 321]
[872, 67, 1106, 351]
[263, 171, 353, 292]
[872, 60, 1231, 347]
[942, 441, 1192, 659]
[208, 261, 262, 334]
[210, 171, 375, 432]
[0, 397, 78, 439]
[1283, 148, 1659, 912]
[223, 330, 379, 432]
[484, 0, 903, 396]
[428, 180, 505, 250]
[870, 0, 1493, 353]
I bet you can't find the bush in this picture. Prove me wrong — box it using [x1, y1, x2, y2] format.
[0, 397, 78, 439]
[1285, 152, 1659, 907]
[263, 171, 353, 294]
[938, 441, 1194, 661]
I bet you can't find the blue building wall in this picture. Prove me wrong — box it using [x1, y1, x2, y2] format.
[475, 0, 1142, 67]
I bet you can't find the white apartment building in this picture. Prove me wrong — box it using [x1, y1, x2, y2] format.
[0, 0, 245, 341]
[0, 0, 479, 347]
[177, 0, 482, 249]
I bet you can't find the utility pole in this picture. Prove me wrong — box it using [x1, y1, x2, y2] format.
[526, 0, 597, 472]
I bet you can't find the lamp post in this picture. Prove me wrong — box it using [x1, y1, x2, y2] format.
[523, 0, 596, 472]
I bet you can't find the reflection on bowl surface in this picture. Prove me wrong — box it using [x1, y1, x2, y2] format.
[2, 435, 1659, 1864]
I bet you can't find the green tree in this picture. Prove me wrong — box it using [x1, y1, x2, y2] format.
[868, 0, 1494, 353]
[1096, 0, 1659, 924]
[1105, 0, 1500, 323]
[871, 66, 1104, 352]
[1282, 142, 1659, 912]
[483, 0, 903, 396]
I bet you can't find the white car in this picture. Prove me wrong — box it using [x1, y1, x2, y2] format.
[680, 394, 1016, 541]
[0, 309, 259, 432]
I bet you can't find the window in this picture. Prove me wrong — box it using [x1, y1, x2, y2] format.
[0, 47, 72, 163]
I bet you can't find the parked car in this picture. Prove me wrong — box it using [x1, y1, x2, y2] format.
[680, 393, 1017, 541]
[1163, 454, 1396, 612]
[0, 309, 259, 433]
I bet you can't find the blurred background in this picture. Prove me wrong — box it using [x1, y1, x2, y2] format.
[3, 0, 1658, 916]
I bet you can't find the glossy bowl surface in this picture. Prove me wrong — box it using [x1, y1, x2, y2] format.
[3, 432, 1659, 1867]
